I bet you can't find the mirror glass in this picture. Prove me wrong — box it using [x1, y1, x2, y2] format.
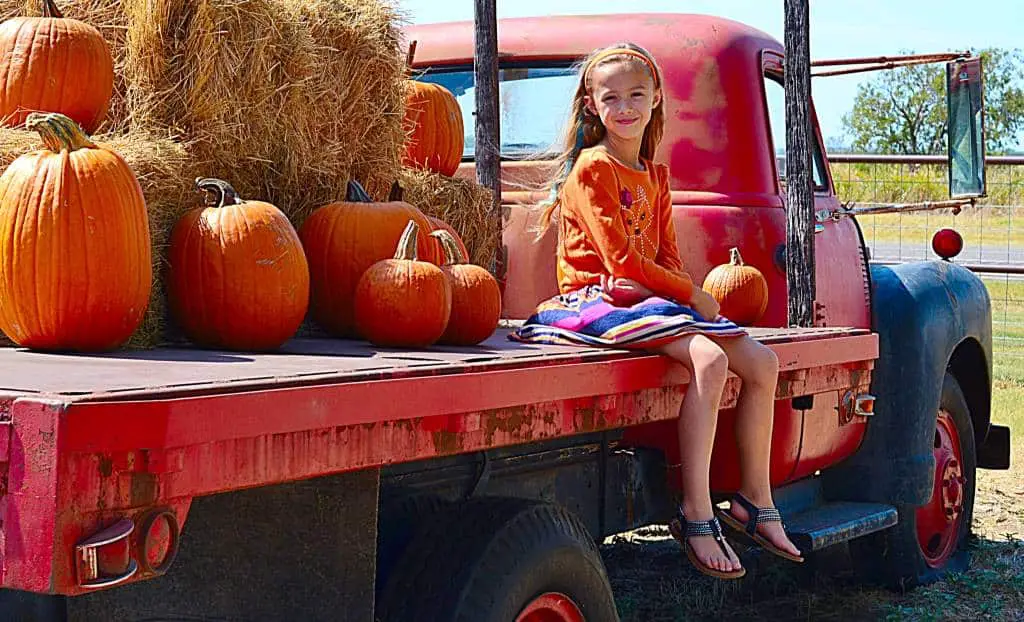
[947, 57, 986, 198]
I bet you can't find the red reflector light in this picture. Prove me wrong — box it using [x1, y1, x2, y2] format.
[139, 509, 180, 574]
[932, 228, 964, 260]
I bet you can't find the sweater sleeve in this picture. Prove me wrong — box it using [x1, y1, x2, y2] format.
[564, 157, 693, 302]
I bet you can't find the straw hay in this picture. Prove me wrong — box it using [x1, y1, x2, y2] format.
[120, 0, 407, 224]
[398, 168, 498, 269]
[0, 127, 200, 349]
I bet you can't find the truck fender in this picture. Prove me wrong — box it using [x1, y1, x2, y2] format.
[824, 260, 992, 506]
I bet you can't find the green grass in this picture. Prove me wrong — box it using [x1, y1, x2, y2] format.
[603, 276, 1024, 621]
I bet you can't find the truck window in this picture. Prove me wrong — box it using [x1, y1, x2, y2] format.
[763, 74, 829, 192]
[415, 65, 577, 159]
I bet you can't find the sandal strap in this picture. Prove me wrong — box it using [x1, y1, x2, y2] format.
[731, 493, 784, 535]
[677, 509, 732, 559]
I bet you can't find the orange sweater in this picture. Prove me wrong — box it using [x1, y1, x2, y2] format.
[556, 148, 694, 302]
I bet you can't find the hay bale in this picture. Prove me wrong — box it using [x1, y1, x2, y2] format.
[0, 127, 200, 349]
[397, 168, 498, 268]
[121, 0, 407, 224]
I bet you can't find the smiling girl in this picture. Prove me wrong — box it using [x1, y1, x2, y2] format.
[510, 43, 803, 579]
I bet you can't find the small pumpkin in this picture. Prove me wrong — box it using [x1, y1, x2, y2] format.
[430, 229, 500, 345]
[299, 179, 439, 337]
[701, 247, 768, 326]
[168, 178, 310, 351]
[402, 42, 464, 176]
[354, 220, 452, 347]
[0, 112, 151, 351]
[0, 0, 114, 133]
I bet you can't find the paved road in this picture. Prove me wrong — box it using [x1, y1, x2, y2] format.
[867, 241, 1024, 265]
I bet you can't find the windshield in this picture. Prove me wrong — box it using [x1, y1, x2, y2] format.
[415, 65, 578, 158]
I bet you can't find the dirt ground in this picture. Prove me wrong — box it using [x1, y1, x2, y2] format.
[602, 450, 1024, 622]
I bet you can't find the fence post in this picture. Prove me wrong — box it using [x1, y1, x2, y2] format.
[784, 0, 815, 327]
[474, 0, 501, 276]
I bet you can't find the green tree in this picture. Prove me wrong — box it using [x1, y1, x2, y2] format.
[842, 48, 1024, 154]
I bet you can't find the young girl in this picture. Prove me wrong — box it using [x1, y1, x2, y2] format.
[510, 43, 803, 579]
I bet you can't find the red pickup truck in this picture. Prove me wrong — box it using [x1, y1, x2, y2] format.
[0, 13, 1010, 622]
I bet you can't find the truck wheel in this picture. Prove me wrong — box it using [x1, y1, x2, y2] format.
[376, 497, 619, 622]
[851, 372, 977, 589]
[376, 491, 451, 595]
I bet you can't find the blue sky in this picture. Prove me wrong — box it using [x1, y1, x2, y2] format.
[398, 0, 1023, 150]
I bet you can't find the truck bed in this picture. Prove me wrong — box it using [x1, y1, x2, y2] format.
[2, 325, 873, 402]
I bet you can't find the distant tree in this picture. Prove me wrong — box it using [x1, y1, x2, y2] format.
[842, 48, 1024, 154]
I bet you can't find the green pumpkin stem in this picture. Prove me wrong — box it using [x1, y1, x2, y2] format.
[729, 247, 744, 266]
[41, 0, 63, 18]
[394, 220, 420, 261]
[26, 112, 95, 152]
[195, 177, 244, 208]
[388, 181, 404, 202]
[346, 180, 374, 203]
[429, 230, 467, 265]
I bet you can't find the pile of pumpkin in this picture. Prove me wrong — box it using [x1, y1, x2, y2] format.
[0, 4, 500, 353]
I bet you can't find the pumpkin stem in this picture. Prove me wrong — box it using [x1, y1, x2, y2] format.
[195, 177, 244, 208]
[26, 112, 96, 152]
[346, 180, 374, 203]
[41, 0, 63, 18]
[429, 230, 467, 265]
[394, 220, 420, 261]
[729, 247, 745, 266]
[388, 181, 404, 202]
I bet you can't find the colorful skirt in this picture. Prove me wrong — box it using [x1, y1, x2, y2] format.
[509, 285, 746, 349]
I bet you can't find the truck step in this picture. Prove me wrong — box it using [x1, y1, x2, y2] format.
[784, 502, 898, 552]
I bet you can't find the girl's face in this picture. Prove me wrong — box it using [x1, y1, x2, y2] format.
[585, 61, 661, 144]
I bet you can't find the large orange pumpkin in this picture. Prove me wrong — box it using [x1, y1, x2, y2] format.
[0, 112, 151, 351]
[299, 180, 439, 337]
[430, 230, 500, 346]
[355, 221, 452, 347]
[402, 80, 464, 176]
[168, 178, 310, 351]
[0, 0, 114, 133]
[701, 247, 769, 326]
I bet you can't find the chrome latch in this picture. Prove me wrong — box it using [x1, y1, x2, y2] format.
[839, 390, 876, 425]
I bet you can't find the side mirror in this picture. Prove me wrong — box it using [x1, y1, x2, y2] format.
[946, 57, 986, 199]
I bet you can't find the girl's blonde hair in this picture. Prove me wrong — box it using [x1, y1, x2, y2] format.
[535, 42, 665, 236]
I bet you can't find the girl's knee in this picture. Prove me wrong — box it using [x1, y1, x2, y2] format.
[692, 339, 728, 381]
[747, 341, 779, 386]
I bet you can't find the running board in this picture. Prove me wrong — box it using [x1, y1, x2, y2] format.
[784, 502, 898, 552]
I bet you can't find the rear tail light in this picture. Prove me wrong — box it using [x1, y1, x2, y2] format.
[138, 509, 180, 575]
[75, 518, 138, 589]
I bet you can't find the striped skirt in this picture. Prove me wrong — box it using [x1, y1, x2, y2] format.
[509, 285, 746, 349]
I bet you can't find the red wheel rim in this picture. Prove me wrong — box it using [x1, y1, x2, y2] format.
[516, 592, 585, 622]
[915, 409, 966, 568]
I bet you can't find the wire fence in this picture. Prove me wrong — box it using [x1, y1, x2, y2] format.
[830, 154, 1024, 370]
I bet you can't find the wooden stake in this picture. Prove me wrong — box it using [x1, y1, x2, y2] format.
[473, 0, 502, 277]
[784, 0, 815, 327]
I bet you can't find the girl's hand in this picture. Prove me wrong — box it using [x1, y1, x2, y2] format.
[601, 275, 653, 306]
[688, 288, 721, 320]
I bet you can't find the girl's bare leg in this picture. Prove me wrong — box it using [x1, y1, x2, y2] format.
[713, 335, 801, 558]
[657, 334, 742, 572]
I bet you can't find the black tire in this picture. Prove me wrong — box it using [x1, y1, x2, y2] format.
[376, 491, 451, 596]
[376, 497, 620, 622]
[850, 372, 977, 589]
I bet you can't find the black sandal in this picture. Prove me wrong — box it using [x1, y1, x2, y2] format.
[718, 493, 804, 563]
[668, 509, 746, 579]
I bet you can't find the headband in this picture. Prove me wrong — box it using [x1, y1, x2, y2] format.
[584, 48, 660, 88]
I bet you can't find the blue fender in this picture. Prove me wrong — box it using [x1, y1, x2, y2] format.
[824, 260, 992, 506]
